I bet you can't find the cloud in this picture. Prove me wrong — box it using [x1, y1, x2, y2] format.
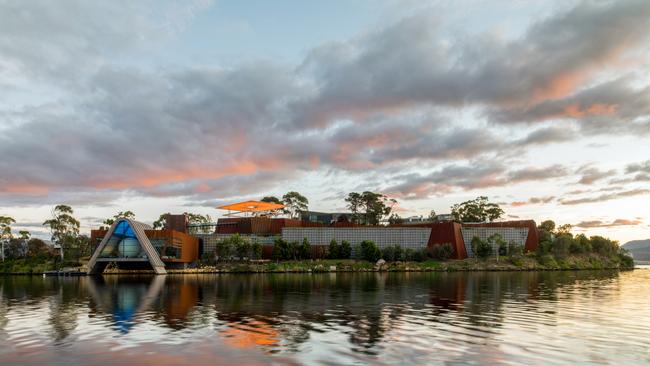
[509, 196, 556, 206]
[1, 0, 650, 207]
[384, 163, 568, 199]
[575, 218, 643, 228]
[560, 188, 650, 205]
[576, 165, 616, 185]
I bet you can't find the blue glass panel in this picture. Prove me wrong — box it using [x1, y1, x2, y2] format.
[113, 220, 136, 238]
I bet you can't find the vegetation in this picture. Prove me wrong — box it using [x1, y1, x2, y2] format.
[451, 196, 504, 222]
[152, 212, 213, 234]
[102, 211, 135, 226]
[282, 191, 309, 219]
[345, 191, 397, 225]
[212, 234, 263, 262]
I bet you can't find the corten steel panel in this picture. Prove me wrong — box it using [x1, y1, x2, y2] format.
[145, 229, 199, 263]
[91, 229, 108, 250]
[391, 222, 467, 259]
[164, 214, 188, 233]
[250, 217, 272, 235]
[462, 220, 539, 253]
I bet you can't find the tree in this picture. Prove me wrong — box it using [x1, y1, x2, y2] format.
[328, 239, 340, 259]
[388, 213, 404, 225]
[261, 196, 282, 204]
[0, 216, 16, 261]
[428, 210, 437, 221]
[103, 211, 135, 226]
[450, 196, 504, 223]
[556, 224, 572, 236]
[359, 240, 381, 262]
[26, 238, 52, 258]
[184, 212, 213, 234]
[152, 212, 171, 229]
[282, 191, 309, 219]
[345, 191, 396, 225]
[43, 205, 80, 260]
[471, 236, 492, 259]
[340, 240, 352, 259]
[299, 238, 311, 260]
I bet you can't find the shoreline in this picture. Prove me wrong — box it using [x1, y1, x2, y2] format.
[1, 254, 635, 275]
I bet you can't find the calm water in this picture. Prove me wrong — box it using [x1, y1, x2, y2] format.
[1, 270, 650, 365]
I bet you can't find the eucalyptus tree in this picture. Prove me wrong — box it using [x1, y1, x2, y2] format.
[0, 216, 16, 261]
[43, 205, 80, 260]
[282, 191, 309, 219]
[450, 196, 504, 223]
[103, 211, 136, 226]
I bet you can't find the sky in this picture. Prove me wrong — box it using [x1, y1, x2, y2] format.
[1, 0, 649, 243]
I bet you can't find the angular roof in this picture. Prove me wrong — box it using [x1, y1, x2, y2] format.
[218, 200, 285, 212]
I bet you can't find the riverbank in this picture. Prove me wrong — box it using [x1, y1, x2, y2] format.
[1, 252, 633, 275]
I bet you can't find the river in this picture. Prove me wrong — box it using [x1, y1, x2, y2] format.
[1, 270, 649, 365]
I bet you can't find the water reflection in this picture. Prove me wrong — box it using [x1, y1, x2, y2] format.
[1, 270, 649, 365]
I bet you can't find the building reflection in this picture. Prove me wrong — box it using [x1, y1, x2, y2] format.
[0, 269, 623, 353]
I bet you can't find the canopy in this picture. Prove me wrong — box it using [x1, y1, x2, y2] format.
[218, 200, 285, 213]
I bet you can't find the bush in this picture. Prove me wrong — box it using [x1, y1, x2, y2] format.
[381, 245, 403, 262]
[431, 243, 453, 260]
[359, 240, 381, 262]
[508, 241, 523, 256]
[411, 248, 427, 262]
[340, 240, 352, 259]
[299, 238, 311, 260]
[273, 238, 291, 260]
[328, 239, 340, 259]
[552, 235, 572, 258]
[251, 240, 262, 260]
[618, 248, 634, 268]
[471, 237, 492, 259]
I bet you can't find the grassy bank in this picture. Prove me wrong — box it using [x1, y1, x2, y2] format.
[166, 253, 633, 273]
[1, 252, 633, 275]
[0, 257, 76, 274]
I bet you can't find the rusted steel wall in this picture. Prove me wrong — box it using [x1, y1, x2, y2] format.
[164, 214, 188, 233]
[144, 229, 199, 263]
[396, 222, 467, 259]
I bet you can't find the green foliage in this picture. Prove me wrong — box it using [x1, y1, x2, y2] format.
[507, 241, 523, 256]
[345, 191, 396, 225]
[261, 196, 282, 204]
[42, 205, 80, 260]
[358, 240, 381, 262]
[152, 212, 170, 229]
[273, 238, 290, 260]
[381, 245, 403, 262]
[388, 214, 404, 225]
[103, 211, 135, 226]
[450, 196, 504, 223]
[618, 248, 634, 268]
[282, 191, 309, 219]
[251, 240, 262, 260]
[299, 238, 311, 259]
[471, 236, 492, 259]
[340, 240, 352, 259]
[487, 233, 507, 256]
[328, 239, 340, 259]
[431, 243, 453, 260]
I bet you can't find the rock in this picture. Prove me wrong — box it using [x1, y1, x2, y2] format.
[375, 259, 387, 271]
[329, 265, 337, 271]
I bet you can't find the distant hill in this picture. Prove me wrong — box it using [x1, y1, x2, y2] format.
[623, 239, 650, 261]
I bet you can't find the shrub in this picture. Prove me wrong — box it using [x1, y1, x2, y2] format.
[411, 248, 427, 262]
[381, 245, 403, 262]
[487, 234, 507, 256]
[590, 236, 618, 256]
[472, 237, 492, 259]
[299, 238, 311, 260]
[340, 240, 352, 259]
[508, 241, 523, 256]
[552, 235, 572, 258]
[272, 238, 291, 260]
[328, 239, 340, 259]
[251, 240, 262, 260]
[359, 240, 381, 262]
[431, 243, 453, 260]
[618, 248, 634, 268]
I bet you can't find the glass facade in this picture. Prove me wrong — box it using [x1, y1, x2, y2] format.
[98, 221, 147, 259]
